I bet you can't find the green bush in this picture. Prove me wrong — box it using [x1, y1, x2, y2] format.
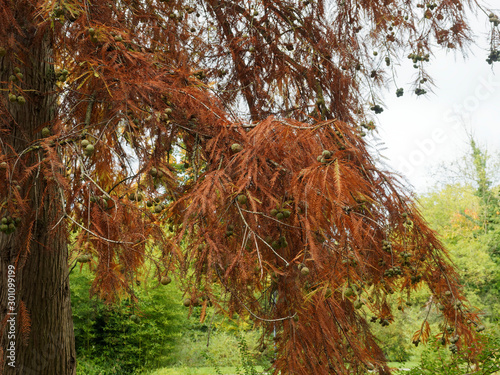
[404, 328, 500, 375]
[170, 328, 267, 368]
[369, 289, 438, 363]
[202, 334, 263, 375]
[71, 268, 186, 374]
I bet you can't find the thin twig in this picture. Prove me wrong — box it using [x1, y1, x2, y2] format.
[66, 214, 132, 244]
[215, 267, 296, 323]
[253, 233, 264, 281]
[51, 214, 66, 231]
[236, 202, 289, 266]
[239, 207, 302, 229]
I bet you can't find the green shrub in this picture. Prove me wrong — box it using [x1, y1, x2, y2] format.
[170, 329, 265, 368]
[404, 328, 500, 375]
[370, 290, 436, 363]
[201, 334, 263, 375]
[71, 268, 186, 374]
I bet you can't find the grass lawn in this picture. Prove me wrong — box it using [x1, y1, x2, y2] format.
[148, 366, 268, 375]
[147, 362, 419, 375]
[147, 363, 417, 375]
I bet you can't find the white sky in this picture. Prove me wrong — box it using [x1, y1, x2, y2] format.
[371, 12, 500, 194]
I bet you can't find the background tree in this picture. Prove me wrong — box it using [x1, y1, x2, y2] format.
[0, 1, 498, 374]
[422, 138, 500, 322]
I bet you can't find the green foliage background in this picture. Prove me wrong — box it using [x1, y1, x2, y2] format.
[71, 268, 187, 374]
[419, 184, 500, 322]
[71, 267, 269, 374]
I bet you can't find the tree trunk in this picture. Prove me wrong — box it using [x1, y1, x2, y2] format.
[0, 3, 76, 374]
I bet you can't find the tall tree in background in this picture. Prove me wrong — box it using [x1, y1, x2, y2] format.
[468, 139, 500, 260]
[433, 137, 500, 257]
[420, 138, 500, 321]
[0, 0, 498, 374]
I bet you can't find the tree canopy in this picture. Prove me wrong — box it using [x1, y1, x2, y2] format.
[1, 0, 498, 374]
[420, 139, 500, 320]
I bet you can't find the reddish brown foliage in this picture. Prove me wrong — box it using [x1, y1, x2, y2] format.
[1, 0, 498, 373]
